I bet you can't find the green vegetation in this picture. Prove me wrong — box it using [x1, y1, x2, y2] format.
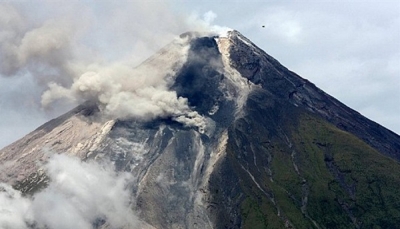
[293, 114, 400, 228]
[241, 197, 283, 229]
[229, 103, 400, 229]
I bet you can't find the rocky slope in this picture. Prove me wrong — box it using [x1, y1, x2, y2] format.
[1, 30, 400, 229]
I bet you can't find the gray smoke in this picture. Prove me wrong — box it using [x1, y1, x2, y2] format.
[0, 2, 229, 132]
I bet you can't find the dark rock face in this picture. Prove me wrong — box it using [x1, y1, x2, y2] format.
[173, 37, 236, 128]
[174, 37, 226, 116]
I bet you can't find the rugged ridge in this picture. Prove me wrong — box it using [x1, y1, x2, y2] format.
[225, 31, 400, 161]
[1, 30, 400, 229]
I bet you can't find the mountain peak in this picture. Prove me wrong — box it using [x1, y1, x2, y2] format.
[1, 30, 400, 229]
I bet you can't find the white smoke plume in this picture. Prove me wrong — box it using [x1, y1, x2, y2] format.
[0, 154, 140, 229]
[187, 10, 232, 37]
[0, 1, 228, 133]
[0, 184, 31, 229]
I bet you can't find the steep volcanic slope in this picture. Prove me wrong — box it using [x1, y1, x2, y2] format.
[223, 31, 400, 161]
[1, 31, 400, 229]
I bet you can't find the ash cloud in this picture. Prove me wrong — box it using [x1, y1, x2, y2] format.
[0, 154, 140, 229]
[0, 2, 227, 134]
[0, 3, 79, 85]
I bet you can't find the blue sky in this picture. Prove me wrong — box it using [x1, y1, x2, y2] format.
[0, 0, 399, 148]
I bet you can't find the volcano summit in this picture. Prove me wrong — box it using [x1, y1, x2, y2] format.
[1, 31, 400, 229]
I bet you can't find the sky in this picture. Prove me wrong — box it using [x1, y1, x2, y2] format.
[0, 0, 399, 149]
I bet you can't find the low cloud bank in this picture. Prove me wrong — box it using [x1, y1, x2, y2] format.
[0, 154, 139, 229]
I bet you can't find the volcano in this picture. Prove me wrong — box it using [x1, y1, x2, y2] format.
[1, 30, 400, 229]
